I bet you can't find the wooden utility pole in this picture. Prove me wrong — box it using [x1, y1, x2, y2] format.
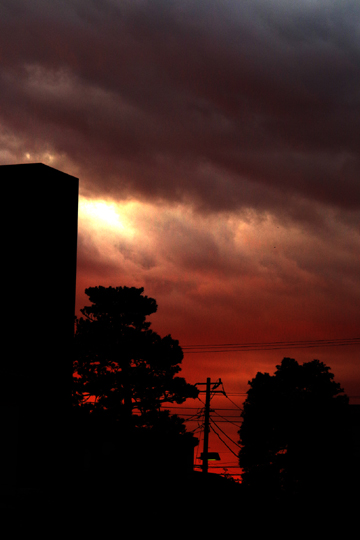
[195, 378, 225, 474]
[203, 378, 211, 473]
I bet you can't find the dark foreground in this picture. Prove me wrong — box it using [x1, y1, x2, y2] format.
[1, 471, 358, 536]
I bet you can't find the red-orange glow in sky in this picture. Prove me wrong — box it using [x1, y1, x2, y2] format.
[1, 0, 360, 479]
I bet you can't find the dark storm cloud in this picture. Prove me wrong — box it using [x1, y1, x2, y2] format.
[1, 0, 360, 216]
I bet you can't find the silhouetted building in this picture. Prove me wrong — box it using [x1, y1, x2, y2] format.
[0, 163, 78, 494]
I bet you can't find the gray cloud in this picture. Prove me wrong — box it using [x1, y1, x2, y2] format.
[1, 0, 360, 220]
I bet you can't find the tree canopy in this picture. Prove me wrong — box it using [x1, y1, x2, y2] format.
[73, 286, 198, 435]
[238, 358, 351, 500]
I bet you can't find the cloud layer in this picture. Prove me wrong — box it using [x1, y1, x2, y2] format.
[1, 1, 360, 216]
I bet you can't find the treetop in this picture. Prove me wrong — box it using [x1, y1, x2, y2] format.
[79, 285, 158, 330]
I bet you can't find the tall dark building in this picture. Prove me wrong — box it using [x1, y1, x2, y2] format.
[0, 163, 78, 493]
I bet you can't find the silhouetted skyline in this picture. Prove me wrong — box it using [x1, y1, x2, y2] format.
[1, 1, 359, 477]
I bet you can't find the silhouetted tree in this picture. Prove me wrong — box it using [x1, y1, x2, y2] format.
[73, 286, 198, 434]
[238, 358, 351, 501]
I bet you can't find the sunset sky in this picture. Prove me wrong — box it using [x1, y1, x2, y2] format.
[1, 0, 359, 477]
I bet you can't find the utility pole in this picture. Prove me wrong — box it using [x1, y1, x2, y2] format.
[195, 378, 225, 474]
[203, 378, 211, 474]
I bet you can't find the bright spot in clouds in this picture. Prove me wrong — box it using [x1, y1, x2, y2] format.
[80, 199, 126, 230]
[78, 198, 147, 244]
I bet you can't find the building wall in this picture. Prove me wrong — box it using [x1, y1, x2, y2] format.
[0, 163, 78, 492]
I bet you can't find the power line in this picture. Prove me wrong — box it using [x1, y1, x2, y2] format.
[208, 406, 242, 425]
[183, 337, 360, 348]
[183, 413, 204, 421]
[210, 419, 241, 449]
[182, 337, 360, 353]
[189, 380, 244, 481]
[224, 394, 244, 410]
[164, 406, 243, 411]
[210, 423, 239, 458]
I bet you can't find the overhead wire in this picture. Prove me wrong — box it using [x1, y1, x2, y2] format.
[210, 418, 241, 449]
[223, 394, 243, 410]
[162, 357, 360, 479]
[210, 410, 242, 427]
[182, 336, 360, 353]
[205, 382, 243, 474]
[194, 391, 240, 468]
[210, 423, 239, 459]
